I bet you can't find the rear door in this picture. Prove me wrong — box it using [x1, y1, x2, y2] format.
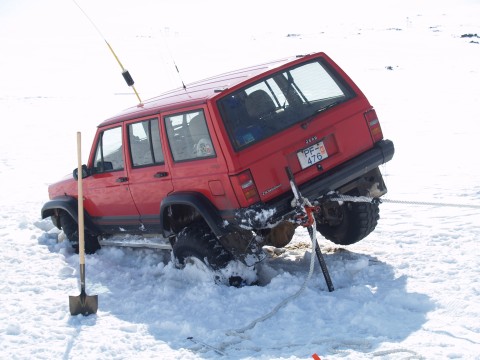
[163, 106, 236, 210]
[125, 116, 174, 231]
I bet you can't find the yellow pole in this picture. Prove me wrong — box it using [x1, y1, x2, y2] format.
[105, 40, 143, 107]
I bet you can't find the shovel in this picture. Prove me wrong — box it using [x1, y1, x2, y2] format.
[69, 132, 98, 316]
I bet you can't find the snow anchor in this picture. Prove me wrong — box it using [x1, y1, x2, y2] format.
[285, 167, 334, 292]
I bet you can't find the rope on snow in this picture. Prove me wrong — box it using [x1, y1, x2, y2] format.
[225, 222, 319, 337]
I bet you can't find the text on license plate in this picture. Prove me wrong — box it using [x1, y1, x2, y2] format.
[297, 141, 328, 169]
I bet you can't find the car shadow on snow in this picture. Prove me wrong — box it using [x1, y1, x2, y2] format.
[37, 223, 433, 359]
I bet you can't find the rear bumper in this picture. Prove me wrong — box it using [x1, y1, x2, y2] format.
[232, 139, 394, 229]
[298, 139, 394, 201]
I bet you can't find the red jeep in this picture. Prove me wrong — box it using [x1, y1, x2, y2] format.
[42, 52, 394, 274]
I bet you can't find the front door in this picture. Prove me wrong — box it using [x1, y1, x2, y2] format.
[83, 125, 141, 233]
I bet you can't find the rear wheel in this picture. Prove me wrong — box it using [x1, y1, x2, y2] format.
[173, 221, 232, 270]
[59, 211, 101, 254]
[316, 201, 379, 245]
[172, 221, 255, 286]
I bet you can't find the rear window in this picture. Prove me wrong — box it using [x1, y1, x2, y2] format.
[217, 60, 355, 151]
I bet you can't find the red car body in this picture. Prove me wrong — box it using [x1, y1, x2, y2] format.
[42, 52, 394, 266]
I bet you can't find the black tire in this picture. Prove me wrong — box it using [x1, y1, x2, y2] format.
[172, 222, 232, 270]
[59, 211, 101, 254]
[316, 202, 380, 246]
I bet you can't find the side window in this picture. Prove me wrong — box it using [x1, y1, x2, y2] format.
[93, 127, 124, 173]
[128, 118, 164, 167]
[165, 110, 216, 162]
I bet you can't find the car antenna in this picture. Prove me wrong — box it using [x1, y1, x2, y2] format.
[72, 0, 144, 107]
[173, 59, 187, 91]
[161, 31, 187, 91]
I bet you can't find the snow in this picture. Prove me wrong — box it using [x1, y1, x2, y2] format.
[1, 0, 480, 358]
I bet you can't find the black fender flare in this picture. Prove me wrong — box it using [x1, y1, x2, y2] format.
[41, 195, 99, 235]
[159, 192, 228, 239]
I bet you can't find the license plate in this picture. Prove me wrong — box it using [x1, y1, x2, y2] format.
[297, 141, 328, 169]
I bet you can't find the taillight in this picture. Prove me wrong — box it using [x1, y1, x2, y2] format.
[365, 109, 383, 142]
[231, 170, 260, 205]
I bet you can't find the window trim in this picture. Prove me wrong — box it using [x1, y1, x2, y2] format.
[91, 125, 125, 174]
[164, 108, 217, 163]
[127, 117, 165, 169]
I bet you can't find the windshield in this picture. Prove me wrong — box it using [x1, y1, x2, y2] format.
[217, 59, 355, 151]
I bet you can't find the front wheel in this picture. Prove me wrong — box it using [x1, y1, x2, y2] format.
[59, 211, 101, 254]
[315, 201, 380, 246]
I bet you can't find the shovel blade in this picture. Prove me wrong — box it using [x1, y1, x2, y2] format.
[69, 292, 98, 316]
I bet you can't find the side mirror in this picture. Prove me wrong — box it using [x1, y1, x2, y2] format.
[73, 164, 90, 180]
[93, 161, 113, 173]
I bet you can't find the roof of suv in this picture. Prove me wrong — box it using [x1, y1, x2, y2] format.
[101, 54, 311, 126]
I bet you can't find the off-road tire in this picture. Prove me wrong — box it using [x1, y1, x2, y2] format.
[316, 202, 379, 246]
[172, 221, 232, 270]
[59, 211, 101, 254]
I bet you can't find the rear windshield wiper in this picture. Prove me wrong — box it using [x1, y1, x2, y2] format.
[301, 100, 343, 129]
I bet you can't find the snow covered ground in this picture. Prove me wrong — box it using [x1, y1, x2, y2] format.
[1, 0, 479, 358]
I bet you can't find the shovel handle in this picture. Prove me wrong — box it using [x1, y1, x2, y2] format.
[69, 131, 98, 315]
[77, 132, 85, 267]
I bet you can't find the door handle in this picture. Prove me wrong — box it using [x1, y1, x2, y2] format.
[116, 177, 128, 183]
[154, 172, 168, 178]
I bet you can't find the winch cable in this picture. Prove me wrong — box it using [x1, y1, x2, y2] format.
[382, 197, 480, 209]
[71, 0, 143, 106]
[328, 194, 480, 210]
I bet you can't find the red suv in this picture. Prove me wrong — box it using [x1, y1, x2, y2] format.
[42, 52, 394, 273]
